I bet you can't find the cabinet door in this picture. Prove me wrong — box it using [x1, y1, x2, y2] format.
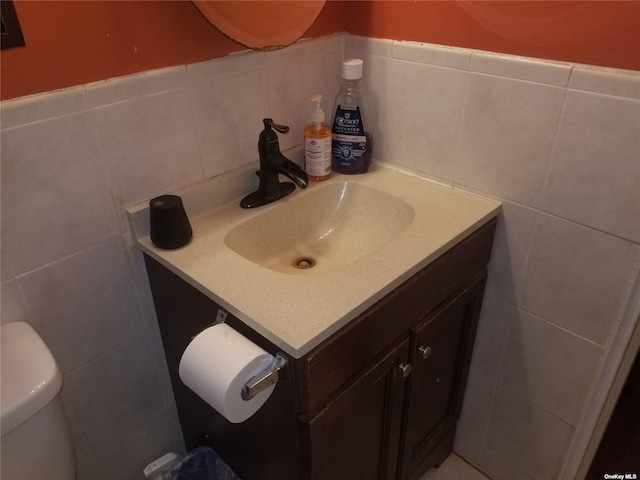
[400, 275, 486, 479]
[304, 338, 410, 480]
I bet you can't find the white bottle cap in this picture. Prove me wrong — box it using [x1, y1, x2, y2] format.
[342, 58, 363, 80]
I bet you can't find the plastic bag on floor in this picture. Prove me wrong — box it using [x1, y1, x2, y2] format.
[165, 446, 242, 480]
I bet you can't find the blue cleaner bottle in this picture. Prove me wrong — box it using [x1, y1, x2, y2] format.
[331, 59, 373, 174]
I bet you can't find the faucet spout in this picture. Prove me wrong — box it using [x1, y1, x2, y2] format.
[240, 119, 309, 209]
[273, 155, 309, 189]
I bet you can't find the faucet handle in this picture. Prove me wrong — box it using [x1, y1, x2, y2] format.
[260, 118, 289, 146]
[263, 118, 289, 134]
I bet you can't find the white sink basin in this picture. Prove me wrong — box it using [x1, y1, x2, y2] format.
[127, 161, 500, 358]
[224, 182, 415, 274]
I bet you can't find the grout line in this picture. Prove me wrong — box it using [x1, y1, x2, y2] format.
[535, 67, 572, 212]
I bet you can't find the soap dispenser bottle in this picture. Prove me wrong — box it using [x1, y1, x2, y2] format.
[304, 94, 332, 182]
[331, 58, 372, 174]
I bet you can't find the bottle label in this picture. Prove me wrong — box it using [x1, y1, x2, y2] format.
[305, 136, 332, 176]
[332, 105, 371, 170]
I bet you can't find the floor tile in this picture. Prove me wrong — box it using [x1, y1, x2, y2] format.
[419, 454, 490, 480]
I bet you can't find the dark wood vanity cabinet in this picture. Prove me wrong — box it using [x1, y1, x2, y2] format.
[144, 218, 496, 480]
[304, 338, 409, 480]
[399, 276, 486, 480]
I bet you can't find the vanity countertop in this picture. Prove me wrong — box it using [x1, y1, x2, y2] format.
[127, 160, 500, 359]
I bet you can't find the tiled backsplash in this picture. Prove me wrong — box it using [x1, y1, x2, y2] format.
[0, 34, 342, 480]
[343, 35, 640, 480]
[345, 37, 640, 480]
[1, 33, 639, 480]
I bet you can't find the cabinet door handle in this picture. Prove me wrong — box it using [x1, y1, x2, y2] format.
[398, 362, 412, 378]
[418, 345, 432, 360]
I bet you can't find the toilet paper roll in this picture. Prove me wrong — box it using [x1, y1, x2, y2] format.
[179, 323, 276, 423]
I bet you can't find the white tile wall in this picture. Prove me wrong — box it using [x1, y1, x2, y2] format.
[386, 60, 468, 181]
[455, 75, 565, 206]
[0, 34, 343, 480]
[484, 200, 538, 305]
[498, 309, 602, 426]
[483, 386, 575, 480]
[1, 113, 120, 274]
[540, 90, 640, 243]
[467, 294, 514, 386]
[190, 69, 269, 177]
[520, 214, 639, 345]
[1, 32, 638, 480]
[344, 34, 640, 480]
[454, 368, 496, 465]
[17, 238, 146, 374]
[92, 89, 203, 229]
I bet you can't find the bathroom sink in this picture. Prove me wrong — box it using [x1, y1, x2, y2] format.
[224, 182, 415, 274]
[127, 160, 501, 357]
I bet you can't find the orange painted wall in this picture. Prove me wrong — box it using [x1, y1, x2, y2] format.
[2, 1, 639, 101]
[0, 1, 344, 100]
[344, 1, 640, 71]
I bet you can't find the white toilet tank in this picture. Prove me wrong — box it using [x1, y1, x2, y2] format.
[1, 322, 77, 480]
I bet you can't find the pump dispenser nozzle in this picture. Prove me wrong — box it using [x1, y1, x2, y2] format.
[310, 94, 325, 128]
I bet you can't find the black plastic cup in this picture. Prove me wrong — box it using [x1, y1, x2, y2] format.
[149, 195, 193, 249]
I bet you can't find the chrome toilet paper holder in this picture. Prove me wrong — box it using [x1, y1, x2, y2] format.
[241, 353, 288, 401]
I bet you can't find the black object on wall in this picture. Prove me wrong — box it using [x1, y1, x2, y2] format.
[1, 1, 25, 50]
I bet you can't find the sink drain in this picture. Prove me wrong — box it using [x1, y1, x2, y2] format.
[294, 257, 316, 269]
